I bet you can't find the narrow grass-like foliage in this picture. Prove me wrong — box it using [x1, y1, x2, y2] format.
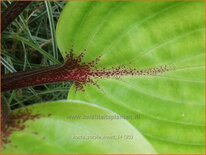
[1, 1, 68, 110]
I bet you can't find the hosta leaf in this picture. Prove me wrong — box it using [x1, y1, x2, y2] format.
[1, 100, 155, 154]
[56, 1, 205, 153]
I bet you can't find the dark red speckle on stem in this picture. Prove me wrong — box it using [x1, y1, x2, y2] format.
[2, 49, 174, 91]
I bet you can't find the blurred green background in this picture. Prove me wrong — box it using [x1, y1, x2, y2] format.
[1, 1, 68, 110]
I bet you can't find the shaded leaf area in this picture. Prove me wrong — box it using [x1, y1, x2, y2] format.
[2, 109, 42, 144]
[56, 1, 205, 153]
[1, 100, 156, 154]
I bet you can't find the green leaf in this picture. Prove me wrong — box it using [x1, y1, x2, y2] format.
[2, 100, 155, 154]
[56, 1, 205, 153]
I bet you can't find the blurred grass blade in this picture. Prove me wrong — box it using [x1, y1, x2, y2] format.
[1, 56, 16, 73]
[45, 1, 58, 59]
[4, 34, 60, 64]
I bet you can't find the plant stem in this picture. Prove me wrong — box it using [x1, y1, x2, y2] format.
[2, 51, 172, 92]
[2, 1, 32, 32]
[2, 64, 65, 92]
[2, 52, 92, 91]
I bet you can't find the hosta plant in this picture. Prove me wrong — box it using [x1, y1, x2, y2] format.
[1, 1, 205, 154]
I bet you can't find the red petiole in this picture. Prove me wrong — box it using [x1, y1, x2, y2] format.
[2, 51, 172, 92]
